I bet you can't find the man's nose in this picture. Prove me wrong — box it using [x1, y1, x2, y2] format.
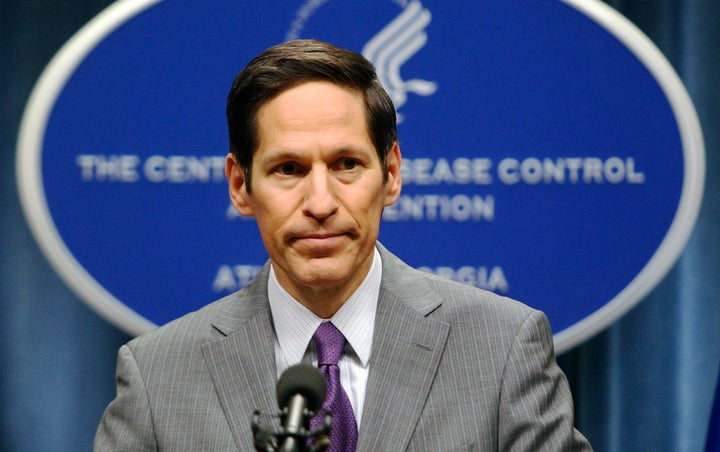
[302, 166, 339, 220]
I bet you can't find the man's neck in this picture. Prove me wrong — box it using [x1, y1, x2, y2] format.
[270, 247, 381, 318]
[282, 276, 366, 318]
[271, 251, 377, 318]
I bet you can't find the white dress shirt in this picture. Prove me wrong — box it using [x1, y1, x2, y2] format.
[268, 248, 381, 427]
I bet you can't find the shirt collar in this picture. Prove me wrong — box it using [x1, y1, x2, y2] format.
[268, 248, 381, 367]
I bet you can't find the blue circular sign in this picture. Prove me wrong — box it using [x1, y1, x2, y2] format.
[17, 0, 704, 352]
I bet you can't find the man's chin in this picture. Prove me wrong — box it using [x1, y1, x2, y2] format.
[300, 261, 350, 284]
[290, 259, 357, 287]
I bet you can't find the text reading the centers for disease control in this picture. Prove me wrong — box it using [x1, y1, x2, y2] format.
[75, 154, 646, 224]
[75, 154, 646, 185]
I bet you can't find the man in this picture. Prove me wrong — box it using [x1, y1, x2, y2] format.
[95, 39, 591, 451]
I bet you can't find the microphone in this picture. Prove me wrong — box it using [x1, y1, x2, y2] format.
[276, 364, 327, 452]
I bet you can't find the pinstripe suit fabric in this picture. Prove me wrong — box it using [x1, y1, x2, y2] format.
[95, 244, 591, 451]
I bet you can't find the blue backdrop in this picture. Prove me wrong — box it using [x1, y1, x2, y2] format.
[1, 1, 719, 450]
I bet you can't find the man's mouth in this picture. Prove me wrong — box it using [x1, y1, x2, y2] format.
[292, 232, 349, 250]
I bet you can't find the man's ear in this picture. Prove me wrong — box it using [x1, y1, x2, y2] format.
[225, 153, 254, 216]
[384, 142, 402, 206]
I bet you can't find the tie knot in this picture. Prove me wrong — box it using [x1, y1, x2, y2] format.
[312, 322, 346, 366]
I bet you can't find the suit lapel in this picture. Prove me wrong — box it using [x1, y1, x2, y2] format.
[358, 247, 450, 451]
[201, 266, 279, 450]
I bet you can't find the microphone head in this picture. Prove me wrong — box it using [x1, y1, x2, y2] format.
[276, 364, 327, 412]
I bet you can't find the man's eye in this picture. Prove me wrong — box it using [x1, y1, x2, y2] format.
[338, 158, 358, 170]
[276, 163, 299, 175]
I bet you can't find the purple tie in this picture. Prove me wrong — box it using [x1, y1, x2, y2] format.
[310, 322, 358, 451]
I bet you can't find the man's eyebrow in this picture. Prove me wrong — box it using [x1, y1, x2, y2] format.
[256, 150, 305, 164]
[259, 145, 374, 162]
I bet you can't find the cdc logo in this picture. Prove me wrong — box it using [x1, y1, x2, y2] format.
[17, 0, 704, 352]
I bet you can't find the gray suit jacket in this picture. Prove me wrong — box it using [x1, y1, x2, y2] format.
[95, 244, 591, 451]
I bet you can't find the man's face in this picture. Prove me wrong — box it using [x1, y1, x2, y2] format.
[226, 81, 401, 313]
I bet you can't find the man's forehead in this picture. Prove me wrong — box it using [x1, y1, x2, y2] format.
[254, 83, 371, 142]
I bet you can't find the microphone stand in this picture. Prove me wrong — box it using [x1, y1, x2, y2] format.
[252, 408, 331, 452]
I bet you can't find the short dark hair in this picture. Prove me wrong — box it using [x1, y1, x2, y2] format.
[226, 39, 398, 192]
